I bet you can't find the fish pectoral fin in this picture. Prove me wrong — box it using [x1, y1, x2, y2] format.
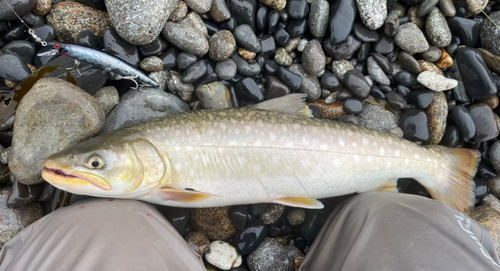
[253, 94, 313, 117]
[158, 187, 215, 203]
[270, 197, 324, 209]
[376, 179, 399, 192]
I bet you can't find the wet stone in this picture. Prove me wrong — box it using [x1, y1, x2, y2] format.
[46, 2, 111, 43]
[328, 0, 357, 45]
[167, 71, 195, 101]
[177, 52, 197, 70]
[205, 241, 242, 270]
[215, 59, 237, 80]
[184, 0, 211, 13]
[10, 78, 104, 185]
[278, 66, 302, 91]
[373, 34, 395, 54]
[343, 70, 371, 98]
[288, 64, 321, 101]
[227, 0, 257, 30]
[140, 56, 163, 72]
[235, 77, 264, 102]
[247, 238, 289, 271]
[77, 29, 103, 50]
[394, 23, 429, 54]
[138, 37, 168, 57]
[480, 95, 499, 110]
[309, 0, 329, 38]
[416, 0, 438, 17]
[469, 103, 499, 143]
[400, 108, 429, 142]
[195, 82, 232, 109]
[385, 10, 399, 37]
[450, 104, 476, 140]
[425, 7, 451, 48]
[411, 90, 435, 109]
[101, 87, 189, 134]
[234, 25, 261, 53]
[447, 17, 480, 48]
[398, 51, 422, 75]
[425, 92, 447, 144]
[162, 22, 209, 56]
[93, 86, 119, 115]
[324, 35, 361, 60]
[169, 1, 188, 22]
[183, 60, 208, 83]
[287, 0, 309, 20]
[104, 28, 140, 67]
[417, 71, 457, 92]
[387, 91, 407, 110]
[481, 11, 500, 57]
[273, 22, 291, 47]
[229, 205, 247, 231]
[367, 57, 390, 85]
[259, 204, 285, 224]
[490, 141, 500, 172]
[307, 100, 345, 119]
[191, 207, 237, 241]
[421, 46, 442, 62]
[286, 18, 308, 39]
[185, 231, 210, 255]
[287, 209, 306, 226]
[0, 0, 36, 20]
[274, 47, 293, 66]
[259, 0, 285, 10]
[438, 0, 455, 17]
[478, 48, 500, 75]
[352, 23, 379, 42]
[265, 76, 291, 99]
[7, 181, 44, 207]
[418, 60, 443, 76]
[331, 60, 354, 82]
[320, 71, 340, 90]
[456, 47, 497, 100]
[440, 124, 460, 147]
[356, 0, 387, 30]
[180, 11, 208, 37]
[256, 5, 268, 32]
[343, 98, 364, 115]
[0, 54, 31, 82]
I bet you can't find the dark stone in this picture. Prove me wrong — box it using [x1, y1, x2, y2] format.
[287, 0, 309, 19]
[138, 36, 168, 57]
[165, 207, 190, 236]
[234, 24, 261, 52]
[394, 71, 416, 87]
[396, 85, 411, 97]
[456, 48, 497, 100]
[250, 203, 269, 215]
[475, 178, 488, 200]
[260, 35, 276, 58]
[400, 108, 429, 142]
[2, 40, 35, 64]
[352, 22, 379, 42]
[219, 16, 237, 32]
[0, 0, 36, 21]
[0, 53, 31, 82]
[370, 85, 386, 99]
[273, 22, 290, 47]
[372, 53, 393, 74]
[450, 104, 476, 140]
[0, 21, 7, 32]
[265, 59, 279, 75]
[338, 115, 360, 125]
[469, 103, 499, 143]
[343, 98, 363, 115]
[235, 221, 268, 255]
[267, 9, 279, 34]
[229, 205, 248, 231]
[373, 34, 394, 55]
[160, 47, 178, 70]
[277, 66, 303, 91]
[446, 43, 459, 58]
[6, 181, 44, 207]
[3, 23, 26, 42]
[416, 0, 438, 17]
[300, 210, 327, 242]
[265, 75, 291, 99]
[410, 90, 435, 109]
[77, 30, 104, 50]
[74, 0, 106, 9]
[440, 124, 461, 147]
[320, 71, 340, 89]
[387, 91, 407, 110]
[343, 70, 371, 98]
[182, 60, 207, 84]
[193, 72, 218, 88]
[478, 162, 497, 180]
[103, 28, 139, 67]
[231, 53, 261, 76]
[324, 35, 361, 60]
[357, 42, 370, 62]
[177, 52, 198, 70]
[268, 216, 293, 237]
[286, 18, 308, 39]
[235, 77, 264, 101]
[227, 0, 257, 30]
[31, 24, 56, 47]
[337, 88, 353, 100]
[447, 17, 480, 47]
[328, 0, 356, 45]
[256, 5, 268, 32]
[204, 20, 219, 36]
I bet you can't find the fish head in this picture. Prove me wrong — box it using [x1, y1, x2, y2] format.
[42, 135, 166, 198]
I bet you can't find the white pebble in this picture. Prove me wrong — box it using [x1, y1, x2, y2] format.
[416, 71, 457, 91]
[205, 241, 242, 270]
[389, 127, 404, 138]
[364, 75, 374, 87]
[298, 39, 308, 52]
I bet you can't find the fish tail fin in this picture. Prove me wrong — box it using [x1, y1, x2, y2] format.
[420, 146, 480, 213]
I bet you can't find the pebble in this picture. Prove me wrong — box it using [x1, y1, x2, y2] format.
[183, 60, 207, 83]
[140, 56, 163, 72]
[324, 35, 361, 60]
[33, 0, 51, 16]
[435, 49, 452, 69]
[343, 70, 371, 98]
[416, 71, 457, 92]
[490, 141, 500, 172]
[447, 17, 480, 48]
[274, 47, 293, 66]
[343, 98, 364, 115]
[478, 48, 500, 75]
[231, 52, 260, 76]
[416, 0, 438, 17]
[235, 221, 268, 255]
[328, 0, 356, 45]
[331, 60, 354, 81]
[169, 1, 188, 22]
[438, 0, 455, 17]
[227, 0, 257, 30]
[184, 0, 212, 13]
[104, 28, 140, 67]
[9, 78, 104, 185]
[238, 48, 256, 60]
[259, 204, 285, 224]
[234, 25, 261, 53]
[425, 92, 447, 144]
[259, 0, 286, 11]
[191, 207, 237, 241]
[286, 17, 308, 39]
[78, 29, 104, 50]
[185, 231, 210, 255]
[398, 51, 422, 75]
[301, 210, 327, 242]
[106, 0, 177, 45]
[470, 206, 500, 255]
[260, 35, 277, 58]
[352, 23, 379, 42]
[307, 100, 345, 119]
[418, 60, 443, 76]
[480, 95, 499, 110]
[166, 70, 195, 101]
[426, 8, 451, 48]
[421, 46, 442, 62]
[0, 0, 36, 20]
[356, 0, 387, 30]
[367, 56, 390, 85]
[215, 59, 237, 80]
[482, 194, 500, 213]
[7, 181, 44, 207]
[195, 82, 232, 109]
[177, 52, 197, 69]
[247, 238, 289, 271]
[287, 0, 309, 20]
[0, 188, 43, 245]
[265, 75, 290, 99]
[466, 0, 487, 15]
[308, 0, 329, 38]
[469, 103, 499, 143]
[450, 104, 476, 140]
[301, 39, 326, 76]
[205, 241, 242, 270]
[373, 34, 395, 54]
[46, 2, 111, 43]
[399, 108, 429, 142]
[100, 87, 189, 134]
[162, 22, 209, 56]
[235, 77, 264, 102]
[149, 70, 169, 91]
[394, 23, 429, 54]
[278, 66, 303, 91]
[482, 12, 500, 56]
[0, 54, 32, 82]
[284, 37, 300, 53]
[385, 10, 399, 36]
[387, 91, 407, 110]
[456, 47, 497, 100]
[180, 11, 208, 37]
[93, 86, 119, 115]
[288, 64, 321, 101]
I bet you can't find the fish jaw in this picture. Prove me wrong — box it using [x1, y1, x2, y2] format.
[42, 160, 111, 191]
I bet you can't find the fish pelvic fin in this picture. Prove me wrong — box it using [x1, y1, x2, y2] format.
[377, 179, 398, 192]
[157, 187, 216, 203]
[270, 197, 324, 209]
[420, 146, 480, 214]
[253, 94, 313, 118]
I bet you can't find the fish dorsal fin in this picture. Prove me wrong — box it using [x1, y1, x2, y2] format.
[253, 94, 313, 117]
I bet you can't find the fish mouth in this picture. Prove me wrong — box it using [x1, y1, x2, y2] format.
[42, 165, 112, 191]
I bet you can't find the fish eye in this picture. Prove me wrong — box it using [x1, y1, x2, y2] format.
[87, 155, 104, 169]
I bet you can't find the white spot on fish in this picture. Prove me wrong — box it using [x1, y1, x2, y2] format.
[387, 162, 392, 168]
[362, 138, 369, 145]
[257, 120, 264, 127]
[175, 163, 182, 171]
[320, 144, 328, 150]
[245, 125, 252, 133]
[334, 159, 341, 167]
[404, 159, 410, 165]
[270, 132, 276, 141]
[254, 140, 262, 146]
[414, 154, 420, 159]
[338, 138, 345, 146]
[380, 147, 385, 156]
[368, 157, 373, 162]
[353, 155, 361, 162]
[229, 141, 238, 146]
[174, 146, 181, 151]
[190, 169, 196, 177]
[352, 142, 357, 147]
[282, 124, 288, 131]
[395, 150, 400, 156]
[186, 146, 193, 151]
[220, 123, 227, 130]
[235, 128, 240, 135]
[286, 141, 294, 148]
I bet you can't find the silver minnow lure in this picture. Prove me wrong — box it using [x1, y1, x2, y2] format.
[52, 43, 160, 88]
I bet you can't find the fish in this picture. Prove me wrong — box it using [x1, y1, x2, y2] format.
[50, 43, 160, 88]
[41, 94, 480, 213]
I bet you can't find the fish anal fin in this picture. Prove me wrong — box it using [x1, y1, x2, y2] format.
[270, 197, 324, 209]
[253, 94, 313, 117]
[158, 187, 214, 203]
[377, 179, 399, 192]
